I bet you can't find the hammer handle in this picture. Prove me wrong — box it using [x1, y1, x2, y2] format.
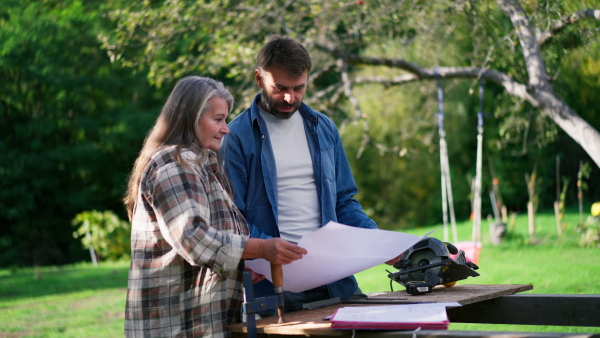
[271, 263, 284, 290]
[270, 263, 285, 323]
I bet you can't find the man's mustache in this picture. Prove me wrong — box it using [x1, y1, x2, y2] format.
[278, 102, 297, 109]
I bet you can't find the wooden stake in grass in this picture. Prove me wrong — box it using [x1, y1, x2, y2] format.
[577, 161, 591, 226]
[554, 156, 562, 237]
[525, 165, 538, 243]
[558, 177, 570, 231]
[488, 159, 507, 224]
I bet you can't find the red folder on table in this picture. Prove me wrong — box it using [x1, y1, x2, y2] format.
[330, 304, 449, 330]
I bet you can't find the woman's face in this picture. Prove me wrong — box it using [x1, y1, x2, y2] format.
[197, 96, 229, 151]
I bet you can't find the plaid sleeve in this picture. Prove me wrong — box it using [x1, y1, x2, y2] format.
[144, 154, 247, 276]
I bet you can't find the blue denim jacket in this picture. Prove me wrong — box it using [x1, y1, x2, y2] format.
[221, 94, 377, 299]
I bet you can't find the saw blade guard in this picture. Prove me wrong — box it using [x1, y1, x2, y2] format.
[402, 248, 443, 286]
[388, 237, 480, 291]
[392, 238, 450, 286]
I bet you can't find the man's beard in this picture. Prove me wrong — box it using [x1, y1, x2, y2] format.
[260, 88, 301, 119]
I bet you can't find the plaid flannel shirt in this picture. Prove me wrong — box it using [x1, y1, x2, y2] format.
[125, 144, 249, 337]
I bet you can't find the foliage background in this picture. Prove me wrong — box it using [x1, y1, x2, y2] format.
[1, 0, 599, 267]
[0, 0, 167, 266]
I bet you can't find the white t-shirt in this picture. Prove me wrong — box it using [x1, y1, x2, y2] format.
[259, 108, 321, 243]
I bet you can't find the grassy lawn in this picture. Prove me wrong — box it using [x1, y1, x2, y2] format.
[0, 262, 128, 337]
[0, 208, 599, 337]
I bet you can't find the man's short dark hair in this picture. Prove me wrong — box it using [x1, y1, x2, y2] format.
[256, 34, 312, 77]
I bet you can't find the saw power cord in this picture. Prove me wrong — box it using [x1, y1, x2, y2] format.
[386, 269, 395, 292]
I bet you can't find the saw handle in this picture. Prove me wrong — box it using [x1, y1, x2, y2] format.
[444, 242, 458, 255]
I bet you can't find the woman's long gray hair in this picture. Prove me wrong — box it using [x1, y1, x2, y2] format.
[124, 76, 234, 220]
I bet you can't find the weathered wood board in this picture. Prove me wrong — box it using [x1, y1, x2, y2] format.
[229, 284, 533, 336]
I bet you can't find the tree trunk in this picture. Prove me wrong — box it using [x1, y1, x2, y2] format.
[533, 89, 600, 169]
[498, 0, 600, 168]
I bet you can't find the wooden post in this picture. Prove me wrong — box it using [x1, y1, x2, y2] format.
[509, 212, 517, 232]
[554, 201, 562, 236]
[554, 156, 562, 236]
[489, 159, 508, 225]
[525, 167, 537, 242]
[527, 201, 535, 241]
[578, 160, 584, 225]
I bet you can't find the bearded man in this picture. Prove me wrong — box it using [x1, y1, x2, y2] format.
[221, 34, 400, 313]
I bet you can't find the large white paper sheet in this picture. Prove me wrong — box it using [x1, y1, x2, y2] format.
[245, 221, 424, 292]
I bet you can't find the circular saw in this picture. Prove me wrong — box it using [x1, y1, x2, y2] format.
[387, 237, 480, 295]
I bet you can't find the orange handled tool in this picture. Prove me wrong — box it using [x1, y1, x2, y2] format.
[270, 263, 285, 324]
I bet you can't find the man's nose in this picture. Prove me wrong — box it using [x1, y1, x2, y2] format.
[284, 92, 295, 104]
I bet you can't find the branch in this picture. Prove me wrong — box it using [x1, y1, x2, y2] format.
[538, 9, 600, 46]
[315, 45, 539, 105]
[353, 69, 537, 105]
[353, 74, 420, 86]
[311, 82, 342, 101]
[315, 43, 429, 77]
[337, 58, 370, 158]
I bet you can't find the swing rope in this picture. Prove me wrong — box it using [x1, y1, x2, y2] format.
[472, 79, 485, 243]
[435, 69, 458, 244]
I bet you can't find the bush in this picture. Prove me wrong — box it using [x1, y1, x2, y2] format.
[577, 202, 600, 248]
[578, 216, 600, 248]
[72, 210, 131, 261]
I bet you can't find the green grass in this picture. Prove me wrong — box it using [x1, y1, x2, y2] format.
[0, 208, 599, 336]
[0, 262, 128, 337]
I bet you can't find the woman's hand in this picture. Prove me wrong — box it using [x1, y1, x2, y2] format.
[260, 238, 307, 265]
[243, 238, 307, 265]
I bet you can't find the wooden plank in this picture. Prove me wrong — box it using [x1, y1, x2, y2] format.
[368, 284, 533, 305]
[229, 284, 532, 336]
[448, 294, 600, 327]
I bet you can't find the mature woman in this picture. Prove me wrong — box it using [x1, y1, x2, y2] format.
[123, 76, 306, 337]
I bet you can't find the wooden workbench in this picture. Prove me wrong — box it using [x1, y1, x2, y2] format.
[229, 284, 600, 338]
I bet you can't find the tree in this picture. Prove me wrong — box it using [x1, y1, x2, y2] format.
[103, 0, 600, 161]
[317, 0, 600, 167]
[0, 0, 164, 266]
[102, 0, 600, 226]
